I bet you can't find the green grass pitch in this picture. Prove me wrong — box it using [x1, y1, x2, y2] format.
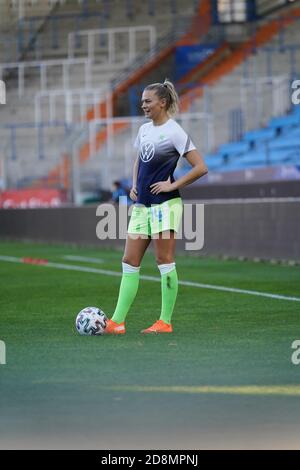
[0, 240, 300, 449]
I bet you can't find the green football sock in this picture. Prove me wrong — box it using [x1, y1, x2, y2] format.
[111, 264, 140, 324]
[159, 266, 178, 325]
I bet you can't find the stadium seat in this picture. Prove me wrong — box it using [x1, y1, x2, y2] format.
[243, 128, 277, 143]
[268, 114, 300, 129]
[268, 136, 300, 150]
[219, 141, 250, 156]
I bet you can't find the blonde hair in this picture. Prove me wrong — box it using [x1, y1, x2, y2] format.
[144, 79, 179, 116]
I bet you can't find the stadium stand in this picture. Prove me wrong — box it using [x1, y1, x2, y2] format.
[1, 0, 300, 199]
[0, 0, 199, 190]
[195, 104, 300, 172]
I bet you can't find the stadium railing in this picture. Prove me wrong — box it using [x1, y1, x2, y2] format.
[68, 25, 156, 63]
[10, 0, 59, 20]
[242, 44, 300, 80]
[17, 11, 109, 55]
[16, 0, 188, 57]
[34, 88, 110, 125]
[0, 121, 70, 161]
[0, 57, 92, 97]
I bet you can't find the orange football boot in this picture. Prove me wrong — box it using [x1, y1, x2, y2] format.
[141, 319, 173, 334]
[104, 319, 126, 335]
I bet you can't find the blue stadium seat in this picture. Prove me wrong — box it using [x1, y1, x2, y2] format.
[206, 106, 300, 173]
[268, 135, 300, 150]
[219, 141, 250, 156]
[243, 128, 277, 142]
[206, 159, 225, 170]
[233, 150, 267, 164]
[282, 127, 300, 138]
[292, 105, 300, 115]
[268, 114, 300, 129]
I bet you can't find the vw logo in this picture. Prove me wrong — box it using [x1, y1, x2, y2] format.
[140, 141, 155, 162]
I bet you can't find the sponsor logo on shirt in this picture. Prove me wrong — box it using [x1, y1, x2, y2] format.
[140, 141, 155, 162]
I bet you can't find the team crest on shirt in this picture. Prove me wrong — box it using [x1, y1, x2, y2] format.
[140, 141, 155, 162]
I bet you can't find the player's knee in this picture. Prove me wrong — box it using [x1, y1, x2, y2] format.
[122, 256, 140, 267]
[156, 255, 174, 265]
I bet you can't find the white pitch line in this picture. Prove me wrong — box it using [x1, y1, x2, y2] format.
[63, 255, 104, 264]
[0, 255, 24, 264]
[0, 254, 300, 302]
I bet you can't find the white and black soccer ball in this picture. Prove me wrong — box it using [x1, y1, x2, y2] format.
[75, 306, 107, 336]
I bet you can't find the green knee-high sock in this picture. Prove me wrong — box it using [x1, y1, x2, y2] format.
[159, 267, 178, 325]
[111, 265, 140, 324]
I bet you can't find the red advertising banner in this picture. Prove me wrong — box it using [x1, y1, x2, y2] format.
[0, 189, 67, 209]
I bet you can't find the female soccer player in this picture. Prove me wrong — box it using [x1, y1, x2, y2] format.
[105, 79, 208, 334]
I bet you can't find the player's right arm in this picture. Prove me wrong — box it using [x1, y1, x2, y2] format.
[130, 153, 139, 201]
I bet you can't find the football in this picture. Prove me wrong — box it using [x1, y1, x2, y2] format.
[75, 306, 107, 336]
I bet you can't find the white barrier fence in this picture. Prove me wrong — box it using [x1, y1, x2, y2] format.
[68, 25, 156, 64]
[34, 88, 112, 124]
[0, 58, 92, 97]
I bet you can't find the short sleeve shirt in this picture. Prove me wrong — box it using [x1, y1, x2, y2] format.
[134, 118, 196, 206]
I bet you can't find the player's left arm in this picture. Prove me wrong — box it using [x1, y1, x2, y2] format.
[150, 150, 208, 195]
[172, 150, 208, 190]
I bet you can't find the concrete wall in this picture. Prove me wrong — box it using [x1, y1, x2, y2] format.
[0, 200, 299, 261]
[181, 180, 300, 199]
[0, 2, 10, 27]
